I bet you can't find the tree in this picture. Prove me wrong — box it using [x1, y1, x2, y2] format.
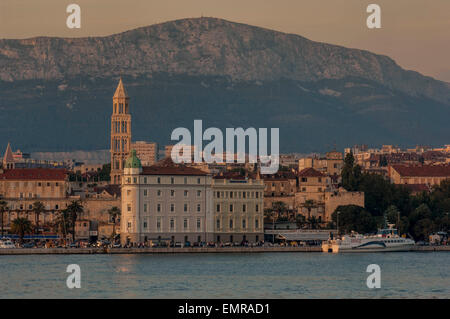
[331, 205, 376, 234]
[66, 200, 84, 242]
[271, 201, 287, 220]
[108, 206, 121, 240]
[385, 205, 400, 226]
[99, 163, 111, 181]
[32, 201, 45, 235]
[55, 209, 71, 240]
[11, 217, 32, 244]
[0, 200, 8, 237]
[341, 152, 362, 191]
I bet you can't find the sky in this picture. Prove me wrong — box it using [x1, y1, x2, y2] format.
[0, 0, 449, 82]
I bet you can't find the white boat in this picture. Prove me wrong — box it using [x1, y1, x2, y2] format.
[322, 224, 415, 253]
[0, 239, 16, 249]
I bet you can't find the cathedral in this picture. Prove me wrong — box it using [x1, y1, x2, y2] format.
[110, 78, 132, 184]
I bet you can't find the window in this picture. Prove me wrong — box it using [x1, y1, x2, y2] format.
[197, 178, 201, 184]
[171, 190, 175, 197]
[170, 218, 175, 231]
[256, 204, 259, 212]
[133, 177, 137, 183]
[157, 177, 161, 184]
[197, 218, 201, 231]
[127, 204, 131, 212]
[144, 177, 147, 184]
[184, 218, 188, 230]
[144, 189, 148, 196]
[243, 204, 246, 212]
[255, 219, 259, 229]
[127, 222, 131, 228]
[184, 177, 187, 184]
[157, 204, 161, 212]
[216, 219, 220, 229]
[171, 177, 174, 184]
[197, 204, 201, 212]
[170, 203, 175, 212]
[47, 182, 50, 187]
[156, 217, 161, 231]
[143, 203, 147, 213]
[230, 192, 233, 199]
[229, 204, 233, 212]
[242, 219, 246, 229]
[216, 204, 220, 212]
[197, 190, 201, 197]
[184, 203, 188, 212]
[229, 219, 233, 230]
[157, 190, 161, 197]
[127, 190, 131, 196]
[216, 191, 220, 198]
[256, 192, 259, 198]
[184, 190, 188, 197]
[143, 222, 147, 228]
[243, 192, 246, 199]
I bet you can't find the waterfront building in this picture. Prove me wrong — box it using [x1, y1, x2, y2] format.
[110, 78, 131, 184]
[131, 141, 158, 166]
[120, 151, 213, 245]
[212, 173, 264, 243]
[263, 172, 297, 216]
[388, 164, 450, 186]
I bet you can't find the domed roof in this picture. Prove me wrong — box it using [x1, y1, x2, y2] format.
[125, 150, 142, 169]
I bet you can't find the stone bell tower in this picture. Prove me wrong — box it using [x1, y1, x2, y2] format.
[110, 78, 132, 184]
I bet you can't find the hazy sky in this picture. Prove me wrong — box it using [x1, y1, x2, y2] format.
[1, 0, 449, 81]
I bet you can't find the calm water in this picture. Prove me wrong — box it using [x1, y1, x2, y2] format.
[0, 252, 448, 298]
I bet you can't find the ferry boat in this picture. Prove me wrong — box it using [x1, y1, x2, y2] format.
[322, 224, 415, 253]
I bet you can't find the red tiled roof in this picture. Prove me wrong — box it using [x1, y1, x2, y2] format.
[94, 185, 121, 197]
[141, 158, 207, 176]
[391, 164, 450, 177]
[0, 168, 68, 181]
[402, 184, 431, 193]
[298, 168, 325, 177]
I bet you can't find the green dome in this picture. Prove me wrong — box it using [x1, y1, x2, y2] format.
[125, 150, 142, 168]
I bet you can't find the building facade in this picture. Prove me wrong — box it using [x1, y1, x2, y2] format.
[110, 78, 131, 184]
[212, 175, 264, 243]
[120, 152, 213, 245]
[131, 141, 158, 166]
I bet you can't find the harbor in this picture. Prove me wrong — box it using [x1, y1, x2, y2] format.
[0, 245, 448, 255]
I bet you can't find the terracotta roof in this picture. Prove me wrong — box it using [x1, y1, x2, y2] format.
[141, 158, 207, 176]
[298, 167, 325, 177]
[402, 184, 431, 193]
[391, 164, 450, 177]
[0, 168, 68, 180]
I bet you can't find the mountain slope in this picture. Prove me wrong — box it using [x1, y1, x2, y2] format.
[0, 17, 449, 153]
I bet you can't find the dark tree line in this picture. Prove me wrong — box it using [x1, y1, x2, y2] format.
[335, 152, 450, 240]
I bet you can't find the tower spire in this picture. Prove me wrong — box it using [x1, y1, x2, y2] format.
[110, 78, 132, 184]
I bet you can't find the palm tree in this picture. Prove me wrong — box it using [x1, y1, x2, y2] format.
[272, 201, 287, 219]
[32, 201, 45, 235]
[0, 200, 8, 238]
[108, 206, 121, 240]
[66, 200, 84, 242]
[11, 217, 32, 244]
[55, 209, 71, 241]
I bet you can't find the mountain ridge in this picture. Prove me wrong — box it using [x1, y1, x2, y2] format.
[0, 17, 449, 104]
[0, 17, 449, 153]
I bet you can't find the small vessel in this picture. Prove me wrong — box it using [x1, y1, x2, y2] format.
[0, 239, 16, 249]
[322, 224, 415, 253]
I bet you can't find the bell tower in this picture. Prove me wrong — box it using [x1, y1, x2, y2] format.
[110, 78, 131, 184]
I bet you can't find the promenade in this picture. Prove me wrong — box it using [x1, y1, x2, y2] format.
[0, 245, 449, 255]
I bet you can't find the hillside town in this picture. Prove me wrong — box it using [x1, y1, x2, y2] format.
[0, 79, 449, 248]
